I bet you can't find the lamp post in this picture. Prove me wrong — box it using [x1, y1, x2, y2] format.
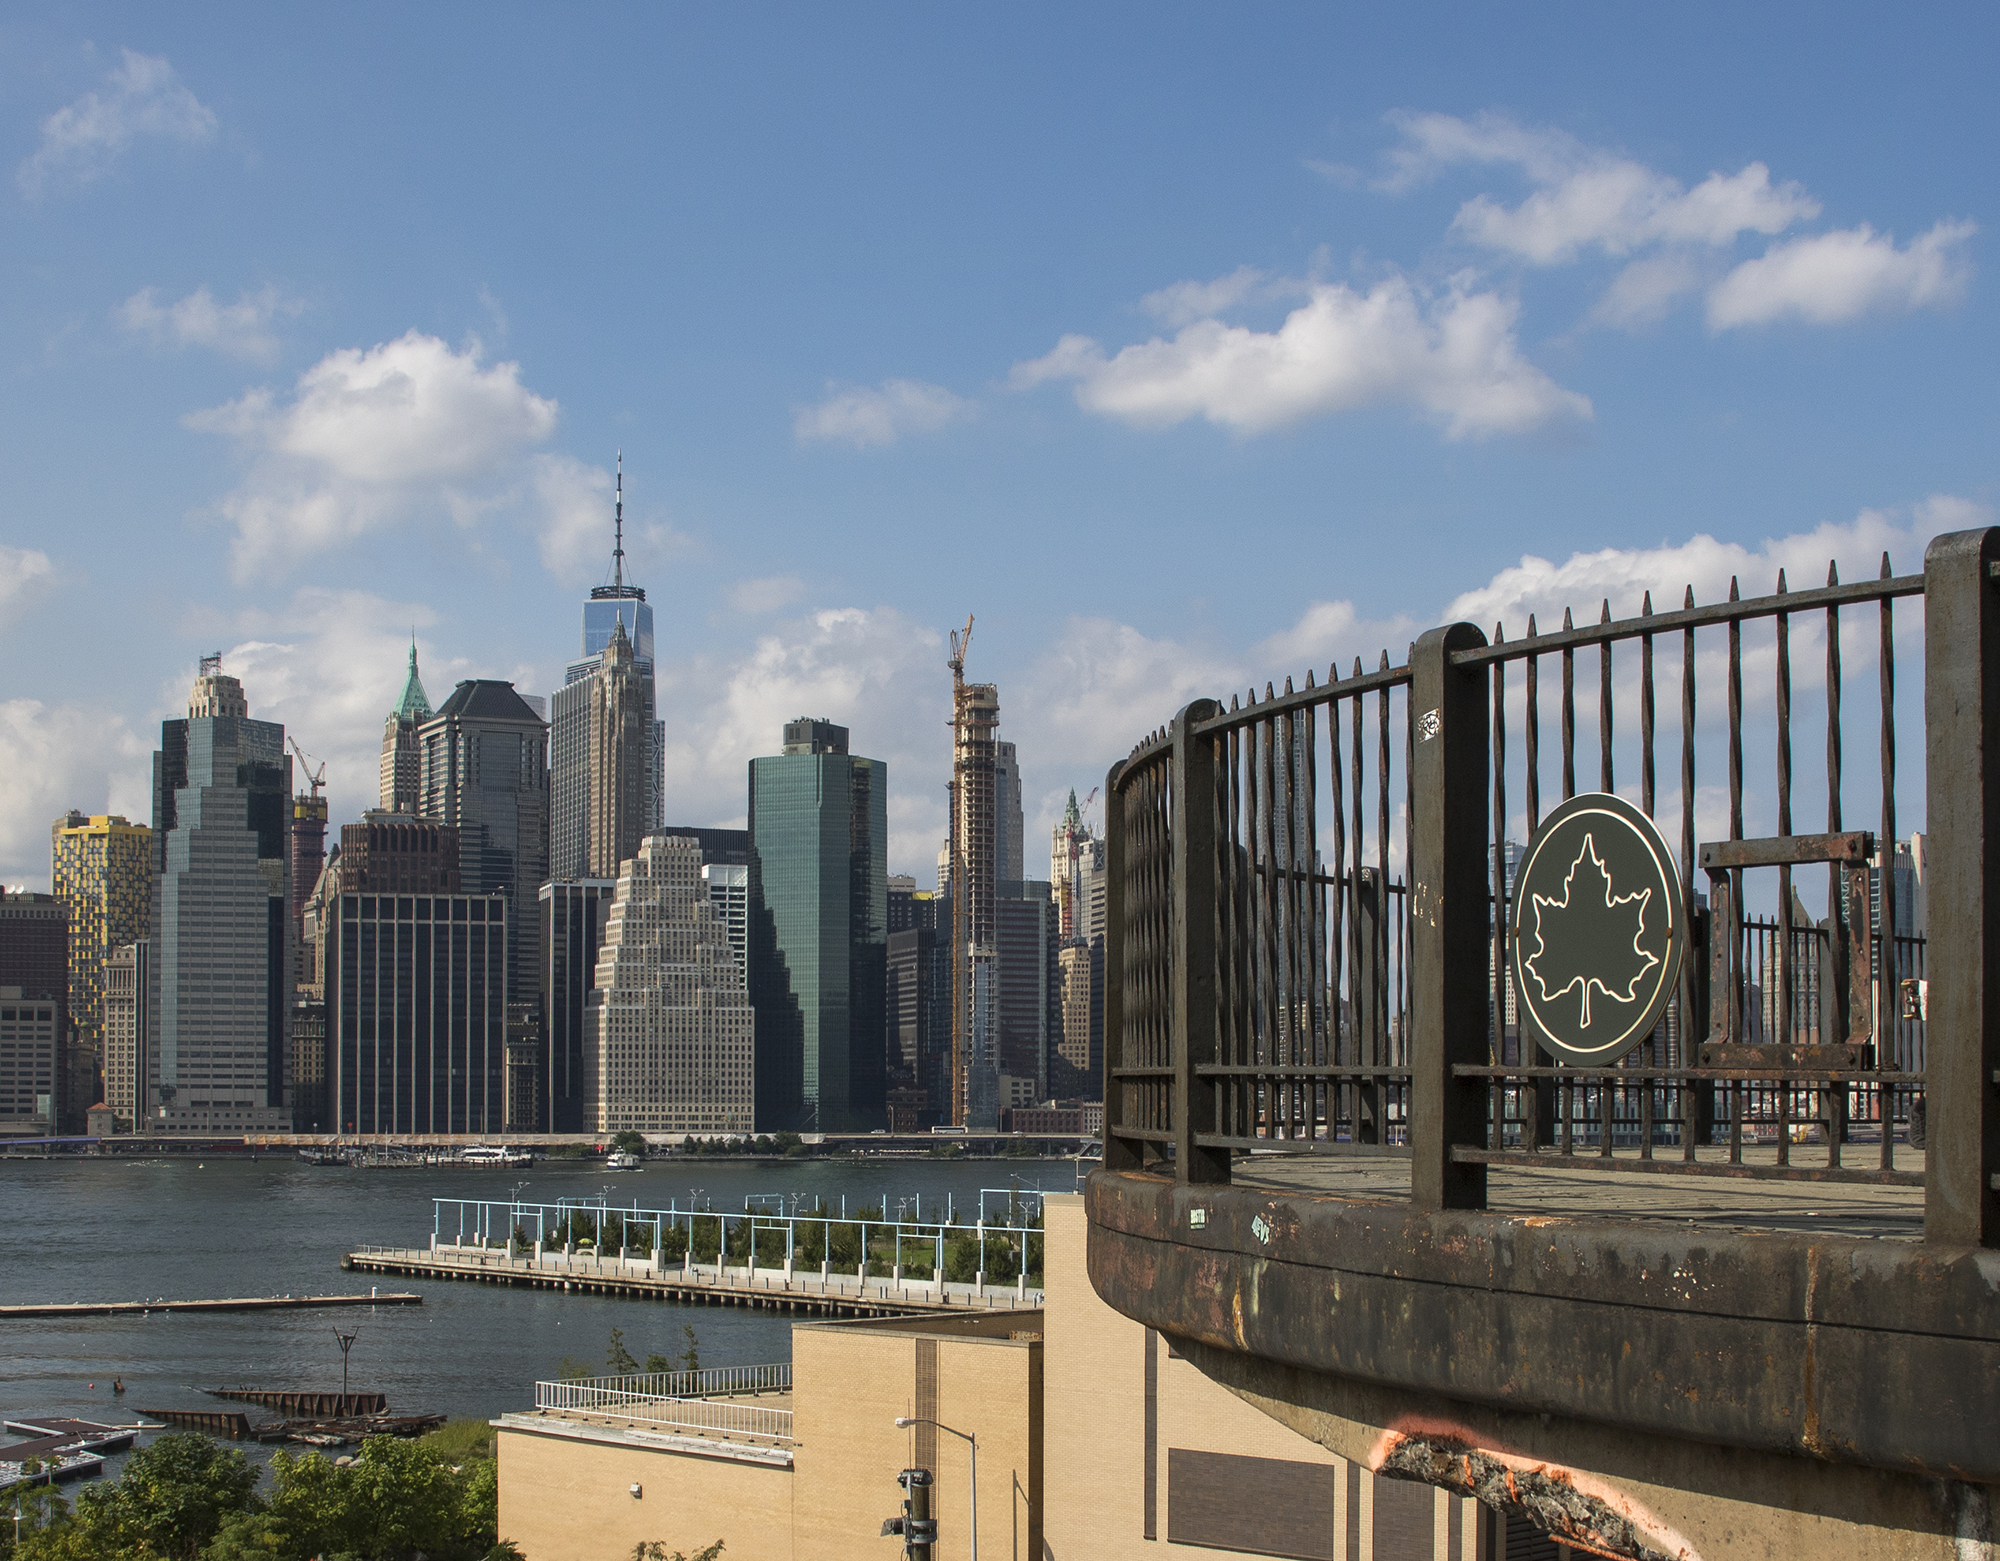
[894, 1416, 976, 1561]
[332, 1327, 358, 1407]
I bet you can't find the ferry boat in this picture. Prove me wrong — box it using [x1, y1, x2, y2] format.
[458, 1145, 533, 1168]
[606, 1150, 643, 1171]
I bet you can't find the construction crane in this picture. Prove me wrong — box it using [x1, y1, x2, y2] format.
[948, 614, 973, 685]
[288, 737, 327, 801]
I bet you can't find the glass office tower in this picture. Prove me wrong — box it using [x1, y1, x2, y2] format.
[746, 719, 887, 1132]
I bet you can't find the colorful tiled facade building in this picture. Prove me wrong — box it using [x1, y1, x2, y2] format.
[50, 812, 151, 1128]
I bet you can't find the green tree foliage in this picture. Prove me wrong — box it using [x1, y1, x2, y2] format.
[607, 1326, 640, 1375]
[610, 1129, 648, 1155]
[263, 1436, 498, 1561]
[632, 1542, 723, 1561]
[10, 1432, 254, 1561]
[420, 1419, 497, 1466]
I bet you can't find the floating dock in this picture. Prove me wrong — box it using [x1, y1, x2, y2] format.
[0, 1292, 422, 1320]
[344, 1245, 1042, 1318]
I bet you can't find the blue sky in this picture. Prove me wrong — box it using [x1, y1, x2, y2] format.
[1, 4, 1993, 887]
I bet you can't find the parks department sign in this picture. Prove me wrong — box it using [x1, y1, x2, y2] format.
[1507, 793, 1686, 1066]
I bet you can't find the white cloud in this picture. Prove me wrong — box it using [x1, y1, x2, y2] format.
[1445, 494, 1985, 634]
[0, 546, 54, 626]
[1586, 255, 1704, 329]
[1706, 220, 1977, 329]
[186, 330, 563, 579]
[19, 50, 218, 196]
[1379, 112, 1818, 265]
[1139, 267, 1283, 328]
[793, 379, 971, 448]
[1010, 275, 1590, 439]
[0, 700, 150, 891]
[117, 285, 304, 364]
[730, 576, 807, 615]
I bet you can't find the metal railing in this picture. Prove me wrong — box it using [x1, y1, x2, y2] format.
[1106, 526, 2000, 1245]
[533, 1378, 795, 1441]
[563, 1364, 791, 1399]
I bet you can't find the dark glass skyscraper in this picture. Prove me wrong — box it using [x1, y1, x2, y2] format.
[747, 718, 887, 1132]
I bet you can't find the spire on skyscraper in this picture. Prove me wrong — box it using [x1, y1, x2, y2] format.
[613, 450, 624, 590]
[392, 637, 432, 722]
[1062, 788, 1081, 831]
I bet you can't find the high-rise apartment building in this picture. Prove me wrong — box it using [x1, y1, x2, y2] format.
[50, 811, 151, 1125]
[994, 741, 1026, 886]
[540, 878, 616, 1133]
[379, 641, 432, 814]
[0, 892, 68, 1134]
[996, 879, 1055, 1102]
[585, 834, 754, 1136]
[747, 718, 888, 1132]
[149, 658, 292, 1133]
[551, 460, 664, 880]
[417, 680, 549, 1010]
[1055, 939, 1104, 1096]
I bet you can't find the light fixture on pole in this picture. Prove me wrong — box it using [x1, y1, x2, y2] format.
[894, 1416, 977, 1561]
[332, 1327, 358, 1405]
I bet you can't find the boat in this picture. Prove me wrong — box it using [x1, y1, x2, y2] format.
[459, 1145, 533, 1167]
[606, 1150, 643, 1171]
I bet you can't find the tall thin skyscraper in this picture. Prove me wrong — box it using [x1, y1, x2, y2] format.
[380, 640, 432, 814]
[540, 878, 616, 1133]
[148, 657, 292, 1132]
[747, 719, 887, 1132]
[947, 620, 1002, 1129]
[417, 679, 549, 1010]
[994, 741, 1025, 886]
[551, 457, 663, 880]
[586, 834, 754, 1136]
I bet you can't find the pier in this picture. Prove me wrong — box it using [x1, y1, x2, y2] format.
[0, 1291, 421, 1320]
[343, 1244, 1043, 1317]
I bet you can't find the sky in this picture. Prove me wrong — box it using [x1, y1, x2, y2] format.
[1, 4, 1994, 890]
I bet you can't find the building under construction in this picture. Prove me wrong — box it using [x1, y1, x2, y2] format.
[946, 617, 1002, 1128]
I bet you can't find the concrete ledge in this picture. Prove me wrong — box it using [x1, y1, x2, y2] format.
[1086, 1167, 2000, 1483]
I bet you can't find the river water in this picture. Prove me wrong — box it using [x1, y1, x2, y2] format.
[0, 1152, 1076, 1478]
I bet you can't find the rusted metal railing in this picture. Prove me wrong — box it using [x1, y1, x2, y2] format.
[1105, 526, 2000, 1246]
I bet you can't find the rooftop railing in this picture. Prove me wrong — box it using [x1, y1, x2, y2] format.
[533, 1377, 795, 1442]
[1105, 525, 2000, 1245]
[558, 1363, 790, 1399]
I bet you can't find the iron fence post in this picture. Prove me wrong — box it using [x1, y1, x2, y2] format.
[1923, 527, 2000, 1247]
[1410, 625, 1490, 1210]
[1102, 759, 1143, 1173]
[1171, 701, 1230, 1184]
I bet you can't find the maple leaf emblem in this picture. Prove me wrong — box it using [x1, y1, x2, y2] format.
[1523, 832, 1660, 1028]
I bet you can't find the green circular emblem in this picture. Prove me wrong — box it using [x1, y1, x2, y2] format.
[1508, 792, 1685, 1066]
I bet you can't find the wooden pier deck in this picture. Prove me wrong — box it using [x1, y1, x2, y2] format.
[0, 1291, 422, 1320]
[343, 1245, 1044, 1318]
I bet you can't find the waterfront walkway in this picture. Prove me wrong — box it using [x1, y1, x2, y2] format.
[343, 1243, 1045, 1317]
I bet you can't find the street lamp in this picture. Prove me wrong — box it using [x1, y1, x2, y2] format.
[894, 1416, 977, 1561]
[332, 1328, 358, 1407]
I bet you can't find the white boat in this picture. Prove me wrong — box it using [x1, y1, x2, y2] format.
[606, 1150, 643, 1171]
[458, 1145, 532, 1167]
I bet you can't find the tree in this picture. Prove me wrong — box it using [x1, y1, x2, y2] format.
[680, 1323, 701, 1374]
[266, 1436, 497, 1561]
[610, 1129, 647, 1156]
[607, 1326, 640, 1376]
[98, 1432, 259, 1561]
[632, 1542, 724, 1561]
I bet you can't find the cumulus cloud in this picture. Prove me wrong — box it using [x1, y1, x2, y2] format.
[1379, 111, 1818, 264]
[1139, 266, 1287, 328]
[0, 546, 54, 626]
[1010, 275, 1590, 438]
[19, 49, 217, 196]
[1706, 220, 1977, 329]
[186, 330, 565, 579]
[730, 576, 807, 615]
[0, 700, 151, 890]
[117, 284, 305, 364]
[793, 379, 971, 448]
[1585, 255, 1704, 330]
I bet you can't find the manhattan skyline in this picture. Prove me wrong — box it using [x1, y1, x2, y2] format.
[0, 5, 1993, 891]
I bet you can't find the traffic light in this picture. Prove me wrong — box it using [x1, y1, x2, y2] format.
[881, 1467, 935, 1557]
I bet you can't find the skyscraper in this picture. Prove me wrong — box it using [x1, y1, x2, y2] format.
[50, 811, 152, 1126]
[551, 458, 664, 879]
[552, 618, 650, 879]
[540, 877, 616, 1133]
[747, 718, 888, 1132]
[417, 679, 549, 1009]
[103, 940, 147, 1129]
[0, 891, 68, 1133]
[996, 879, 1054, 1104]
[149, 657, 292, 1132]
[586, 834, 754, 1136]
[994, 741, 1026, 886]
[947, 625, 1002, 1129]
[379, 640, 432, 814]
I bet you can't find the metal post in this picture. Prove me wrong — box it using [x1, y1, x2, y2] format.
[1102, 758, 1140, 1173]
[1409, 624, 1492, 1210]
[1171, 699, 1229, 1184]
[1923, 527, 2000, 1246]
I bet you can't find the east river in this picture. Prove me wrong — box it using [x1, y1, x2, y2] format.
[0, 1152, 1076, 1476]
